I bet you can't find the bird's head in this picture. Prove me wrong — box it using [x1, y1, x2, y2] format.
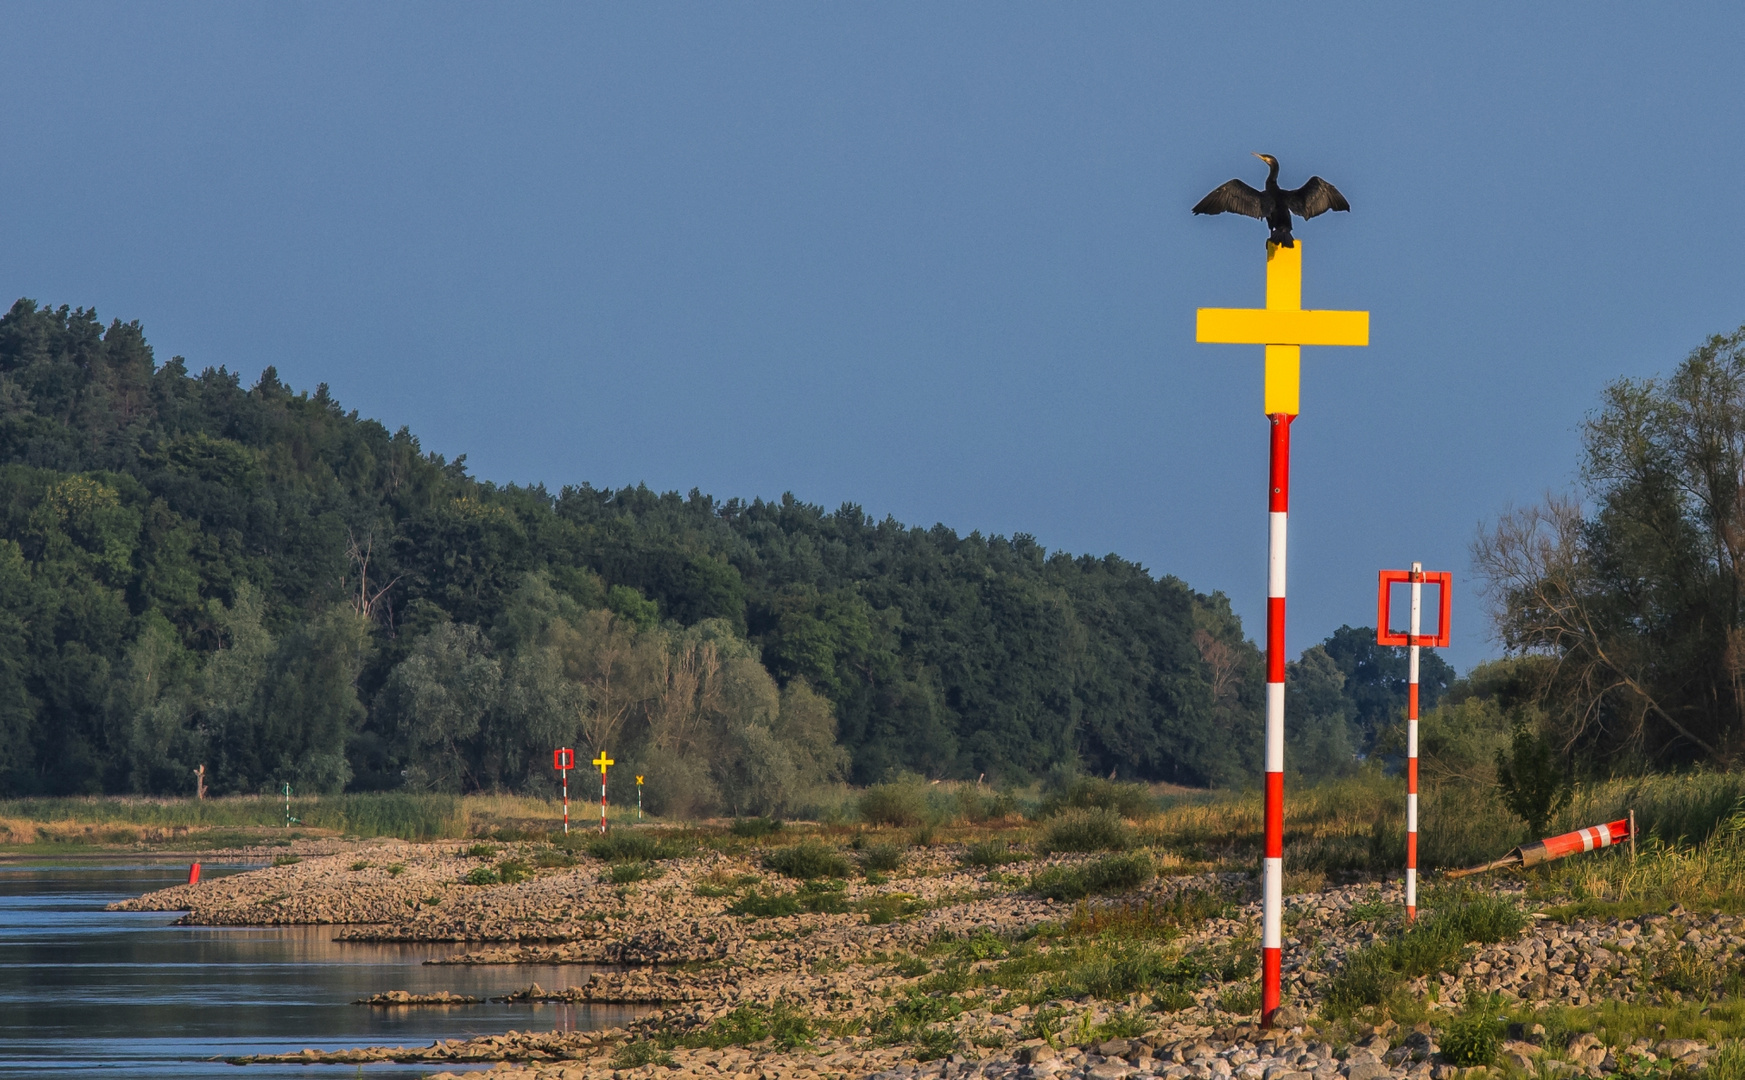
[1253, 153, 1278, 168]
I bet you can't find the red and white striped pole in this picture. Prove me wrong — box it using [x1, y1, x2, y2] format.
[592, 751, 613, 834]
[1377, 567, 1449, 921]
[1263, 412, 1291, 1025]
[555, 748, 575, 835]
[1406, 562, 1422, 922]
[1195, 239, 1370, 1029]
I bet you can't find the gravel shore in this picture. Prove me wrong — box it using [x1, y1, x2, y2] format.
[112, 838, 1732, 1079]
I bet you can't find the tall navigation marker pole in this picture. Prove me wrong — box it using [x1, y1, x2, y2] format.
[1196, 241, 1369, 1026]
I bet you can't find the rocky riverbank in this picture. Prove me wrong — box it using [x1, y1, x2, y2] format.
[115, 836, 1736, 1079]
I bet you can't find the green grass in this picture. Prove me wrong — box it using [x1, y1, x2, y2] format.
[661, 1002, 819, 1050]
[584, 831, 690, 862]
[856, 842, 905, 874]
[1038, 777, 1156, 821]
[608, 860, 663, 884]
[728, 880, 849, 917]
[729, 818, 783, 839]
[1323, 891, 1528, 1018]
[611, 1041, 675, 1068]
[1438, 991, 1505, 1066]
[763, 840, 852, 880]
[959, 838, 1026, 869]
[1037, 808, 1132, 853]
[1027, 852, 1153, 901]
[859, 780, 930, 828]
[0, 792, 464, 842]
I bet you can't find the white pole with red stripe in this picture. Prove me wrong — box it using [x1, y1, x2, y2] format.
[1262, 412, 1290, 1024]
[1406, 562, 1422, 922]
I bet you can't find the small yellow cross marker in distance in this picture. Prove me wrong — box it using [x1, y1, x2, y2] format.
[636, 775, 644, 784]
[1195, 242, 1369, 416]
[592, 752, 614, 774]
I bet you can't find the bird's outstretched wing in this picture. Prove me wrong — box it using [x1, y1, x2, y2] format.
[1193, 179, 1267, 218]
[1285, 177, 1350, 219]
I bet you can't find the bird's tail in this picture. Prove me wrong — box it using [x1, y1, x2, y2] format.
[1268, 229, 1295, 248]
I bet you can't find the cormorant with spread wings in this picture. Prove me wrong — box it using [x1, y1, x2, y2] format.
[1192, 154, 1349, 247]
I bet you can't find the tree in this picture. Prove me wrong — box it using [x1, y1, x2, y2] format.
[1285, 645, 1357, 779]
[1495, 713, 1571, 835]
[375, 621, 501, 792]
[1476, 325, 1745, 768]
[1319, 625, 1455, 752]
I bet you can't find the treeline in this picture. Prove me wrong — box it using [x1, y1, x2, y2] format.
[0, 299, 1442, 808]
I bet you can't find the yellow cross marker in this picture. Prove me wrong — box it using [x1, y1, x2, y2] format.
[592, 752, 614, 774]
[1195, 242, 1369, 416]
[636, 775, 644, 784]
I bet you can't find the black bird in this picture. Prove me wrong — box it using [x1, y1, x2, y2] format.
[1192, 153, 1349, 247]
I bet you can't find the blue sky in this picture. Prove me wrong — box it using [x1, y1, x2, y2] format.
[4, 4, 1743, 671]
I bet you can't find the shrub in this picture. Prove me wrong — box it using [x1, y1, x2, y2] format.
[386, 863, 405, 876]
[587, 831, 688, 862]
[349, 860, 370, 871]
[534, 848, 577, 868]
[465, 843, 497, 858]
[1438, 992, 1504, 1066]
[730, 817, 783, 838]
[272, 854, 301, 866]
[495, 858, 531, 884]
[960, 839, 1026, 868]
[1038, 807, 1132, 853]
[859, 780, 929, 827]
[1039, 776, 1155, 821]
[859, 892, 924, 925]
[1495, 715, 1571, 835]
[729, 880, 847, 917]
[1027, 852, 1154, 902]
[763, 840, 851, 880]
[858, 842, 905, 874]
[611, 1041, 675, 1068]
[464, 866, 499, 886]
[728, 889, 802, 917]
[609, 861, 663, 885]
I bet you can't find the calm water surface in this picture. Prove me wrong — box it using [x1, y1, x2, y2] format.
[0, 861, 643, 1078]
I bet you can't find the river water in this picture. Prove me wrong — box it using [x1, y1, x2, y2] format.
[0, 860, 643, 1078]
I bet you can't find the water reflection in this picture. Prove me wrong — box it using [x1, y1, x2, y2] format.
[0, 861, 643, 1078]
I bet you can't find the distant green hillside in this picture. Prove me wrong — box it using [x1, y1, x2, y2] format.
[0, 299, 1434, 807]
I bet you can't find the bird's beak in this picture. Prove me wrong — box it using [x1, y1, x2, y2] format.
[1252, 152, 1265, 161]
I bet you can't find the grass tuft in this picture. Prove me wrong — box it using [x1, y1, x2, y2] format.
[1027, 852, 1153, 901]
[763, 840, 852, 880]
[1038, 807, 1132, 853]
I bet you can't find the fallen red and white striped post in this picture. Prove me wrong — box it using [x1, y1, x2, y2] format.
[1196, 241, 1370, 1027]
[1377, 565, 1451, 921]
[1445, 818, 1633, 878]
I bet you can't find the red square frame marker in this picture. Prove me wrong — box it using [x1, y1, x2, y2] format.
[1376, 569, 1451, 648]
[553, 748, 575, 771]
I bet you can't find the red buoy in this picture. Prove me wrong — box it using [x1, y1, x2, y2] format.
[188, 862, 201, 885]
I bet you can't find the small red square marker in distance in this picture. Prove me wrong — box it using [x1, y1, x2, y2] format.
[1377, 568, 1451, 648]
[553, 748, 574, 771]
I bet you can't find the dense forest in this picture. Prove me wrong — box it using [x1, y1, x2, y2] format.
[0, 299, 1445, 810]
